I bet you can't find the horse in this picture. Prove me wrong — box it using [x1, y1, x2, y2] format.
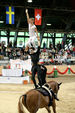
[18, 81, 62, 113]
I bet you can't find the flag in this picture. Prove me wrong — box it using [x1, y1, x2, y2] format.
[6, 6, 15, 24]
[35, 9, 42, 25]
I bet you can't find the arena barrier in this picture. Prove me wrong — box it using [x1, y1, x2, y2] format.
[0, 65, 75, 84]
[23, 65, 75, 78]
[0, 76, 30, 84]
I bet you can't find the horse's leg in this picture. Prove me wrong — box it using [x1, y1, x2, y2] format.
[52, 99, 56, 113]
[46, 106, 51, 113]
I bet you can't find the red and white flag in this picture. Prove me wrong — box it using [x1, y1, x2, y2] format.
[35, 9, 42, 25]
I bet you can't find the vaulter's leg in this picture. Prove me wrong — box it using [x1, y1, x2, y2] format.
[41, 65, 47, 84]
[50, 89, 59, 101]
[38, 65, 47, 86]
[25, 38, 30, 52]
[37, 65, 43, 87]
[31, 66, 38, 88]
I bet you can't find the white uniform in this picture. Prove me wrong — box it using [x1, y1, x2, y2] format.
[26, 23, 38, 48]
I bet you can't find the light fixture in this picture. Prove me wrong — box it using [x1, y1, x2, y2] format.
[0, 21, 4, 23]
[27, 0, 32, 3]
[46, 23, 51, 26]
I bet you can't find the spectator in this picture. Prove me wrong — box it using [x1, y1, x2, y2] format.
[21, 46, 25, 55]
[67, 53, 71, 65]
[57, 54, 62, 64]
[16, 48, 21, 58]
[49, 43, 53, 50]
[57, 41, 62, 51]
[63, 51, 68, 63]
[8, 42, 12, 48]
[1, 42, 6, 56]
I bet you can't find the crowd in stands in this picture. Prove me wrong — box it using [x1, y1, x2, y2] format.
[0, 42, 28, 60]
[42, 42, 75, 65]
[0, 41, 75, 65]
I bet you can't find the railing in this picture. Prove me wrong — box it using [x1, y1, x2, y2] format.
[23, 66, 75, 78]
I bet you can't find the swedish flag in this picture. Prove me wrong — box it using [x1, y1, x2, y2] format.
[6, 6, 15, 24]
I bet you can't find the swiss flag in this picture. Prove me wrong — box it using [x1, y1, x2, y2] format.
[35, 9, 42, 25]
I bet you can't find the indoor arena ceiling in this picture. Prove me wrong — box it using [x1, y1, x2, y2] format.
[0, 0, 75, 33]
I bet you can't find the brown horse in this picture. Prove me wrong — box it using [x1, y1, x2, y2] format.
[18, 81, 62, 113]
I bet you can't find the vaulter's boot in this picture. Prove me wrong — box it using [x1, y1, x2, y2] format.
[50, 89, 59, 101]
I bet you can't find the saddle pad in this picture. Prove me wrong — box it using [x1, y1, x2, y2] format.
[37, 87, 50, 96]
[36, 87, 53, 106]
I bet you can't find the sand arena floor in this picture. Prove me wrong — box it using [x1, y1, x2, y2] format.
[0, 75, 75, 113]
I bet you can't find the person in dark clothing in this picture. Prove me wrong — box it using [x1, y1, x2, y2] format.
[27, 45, 47, 88]
[26, 44, 59, 101]
[25, 42, 59, 101]
[31, 64, 47, 88]
[28, 46, 40, 65]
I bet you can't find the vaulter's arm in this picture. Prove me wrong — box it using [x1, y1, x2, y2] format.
[35, 28, 40, 46]
[25, 9, 30, 24]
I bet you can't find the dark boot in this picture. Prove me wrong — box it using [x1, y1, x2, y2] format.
[50, 89, 59, 101]
[35, 84, 39, 89]
[38, 83, 42, 88]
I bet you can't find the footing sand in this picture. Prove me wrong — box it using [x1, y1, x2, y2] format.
[0, 75, 75, 113]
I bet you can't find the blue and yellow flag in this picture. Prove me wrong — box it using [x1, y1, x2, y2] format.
[6, 6, 15, 24]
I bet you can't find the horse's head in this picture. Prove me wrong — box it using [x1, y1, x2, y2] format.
[48, 81, 62, 94]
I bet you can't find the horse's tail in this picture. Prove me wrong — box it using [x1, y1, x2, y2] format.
[18, 95, 26, 113]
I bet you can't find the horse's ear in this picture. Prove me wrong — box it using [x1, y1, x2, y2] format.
[58, 82, 62, 86]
